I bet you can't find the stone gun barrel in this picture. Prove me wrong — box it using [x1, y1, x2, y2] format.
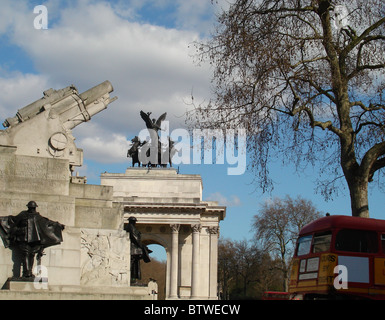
[80, 80, 114, 105]
[3, 85, 77, 128]
[61, 80, 117, 130]
[3, 80, 117, 129]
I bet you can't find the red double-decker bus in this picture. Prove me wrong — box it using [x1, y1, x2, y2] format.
[289, 215, 385, 300]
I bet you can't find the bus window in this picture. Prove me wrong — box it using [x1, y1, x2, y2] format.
[297, 235, 312, 256]
[335, 229, 378, 253]
[382, 234, 385, 254]
[312, 232, 332, 253]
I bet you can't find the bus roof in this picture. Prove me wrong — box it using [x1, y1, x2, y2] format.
[300, 215, 385, 235]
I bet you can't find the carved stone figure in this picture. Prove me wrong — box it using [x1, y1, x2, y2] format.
[124, 217, 152, 283]
[80, 229, 129, 286]
[0, 201, 65, 279]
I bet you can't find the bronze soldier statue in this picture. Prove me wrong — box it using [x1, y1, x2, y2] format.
[0, 201, 65, 279]
[124, 217, 152, 283]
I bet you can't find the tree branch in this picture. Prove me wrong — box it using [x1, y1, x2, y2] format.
[355, 121, 385, 135]
[369, 157, 385, 181]
[342, 17, 385, 57]
[290, 56, 328, 69]
[350, 101, 385, 112]
[361, 141, 385, 179]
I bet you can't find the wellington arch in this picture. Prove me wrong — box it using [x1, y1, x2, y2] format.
[101, 167, 226, 300]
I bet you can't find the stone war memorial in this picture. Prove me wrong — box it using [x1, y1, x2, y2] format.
[0, 80, 225, 300]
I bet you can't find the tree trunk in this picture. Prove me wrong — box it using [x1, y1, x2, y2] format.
[281, 259, 288, 292]
[283, 274, 288, 292]
[346, 175, 369, 218]
[337, 93, 370, 218]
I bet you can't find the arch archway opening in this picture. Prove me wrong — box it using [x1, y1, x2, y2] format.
[148, 244, 167, 262]
[141, 243, 167, 300]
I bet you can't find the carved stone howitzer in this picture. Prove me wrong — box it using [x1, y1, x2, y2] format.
[0, 81, 117, 169]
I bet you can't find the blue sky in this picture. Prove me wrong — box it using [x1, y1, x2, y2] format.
[0, 1, 384, 261]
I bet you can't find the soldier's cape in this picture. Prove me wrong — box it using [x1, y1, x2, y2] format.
[0, 213, 63, 249]
[126, 223, 151, 263]
[0, 216, 13, 248]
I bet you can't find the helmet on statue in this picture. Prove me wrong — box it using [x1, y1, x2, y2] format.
[128, 216, 137, 223]
[26, 201, 38, 208]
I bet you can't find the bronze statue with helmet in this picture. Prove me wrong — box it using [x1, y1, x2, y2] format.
[0, 201, 65, 279]
[124, 216, 152, 283]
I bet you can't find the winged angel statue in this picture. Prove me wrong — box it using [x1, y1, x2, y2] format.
[140, 111, 167, 134]
[127, 111, 176, 167]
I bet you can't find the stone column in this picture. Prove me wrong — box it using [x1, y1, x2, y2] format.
[191, 224, 201, 298]
[169, 224, 180, 299]
[208, 226, 220, 299]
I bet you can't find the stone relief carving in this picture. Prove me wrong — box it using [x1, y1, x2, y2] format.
[80, 229, 129, 286]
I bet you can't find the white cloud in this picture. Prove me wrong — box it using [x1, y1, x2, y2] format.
[78, 131, 131, 164]
[0, 72, 50, 121]
[0, 0, 28, 34]
[173, 0, 216, 35]
[206, 192, 241, 207]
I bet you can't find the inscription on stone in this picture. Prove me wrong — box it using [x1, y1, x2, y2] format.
[15, 158, 48, 179]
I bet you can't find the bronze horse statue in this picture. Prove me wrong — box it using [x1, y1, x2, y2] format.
[127, 136, 146, 167]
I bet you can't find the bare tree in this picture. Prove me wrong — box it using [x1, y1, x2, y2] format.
[189, 0, 385, 217]
[218, 238, 237, 299]
[218, 238, 277, 299]
[232, 239, 261, 297]
[253, 195, 321, 291]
